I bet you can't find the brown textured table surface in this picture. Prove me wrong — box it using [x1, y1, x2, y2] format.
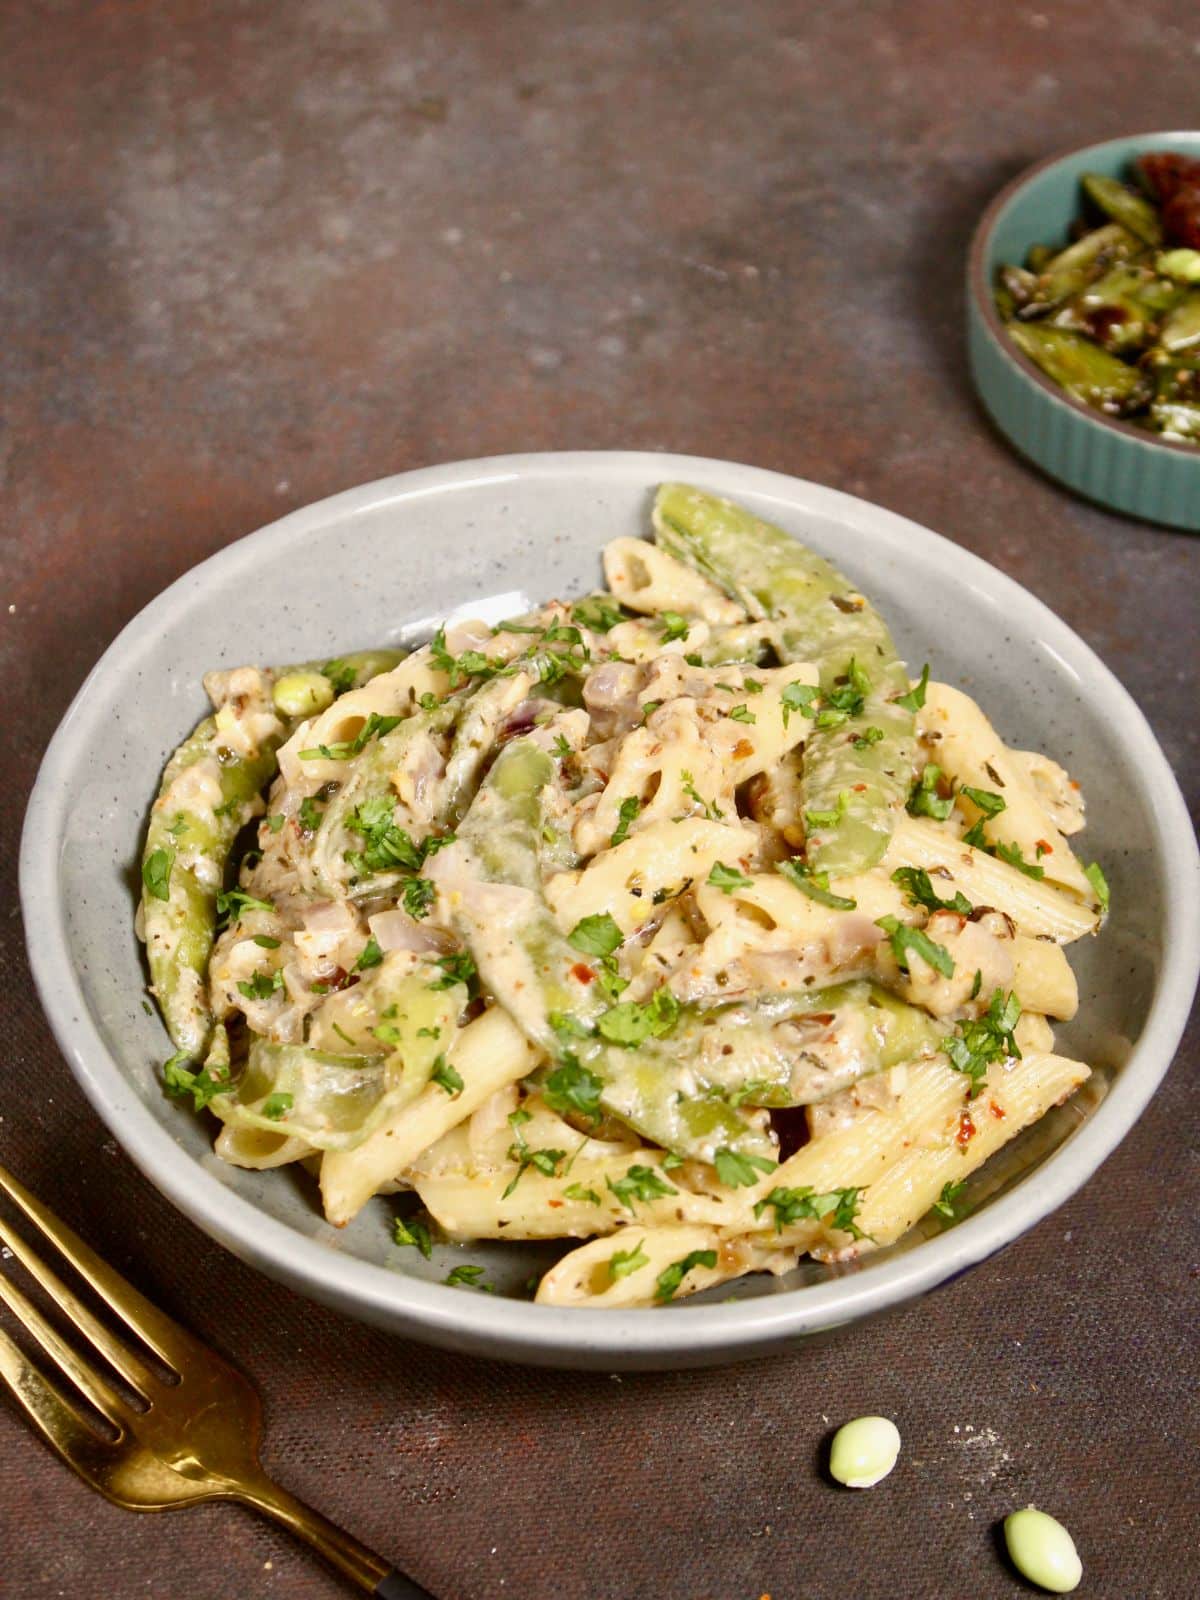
[3, 4, 1198, 1597]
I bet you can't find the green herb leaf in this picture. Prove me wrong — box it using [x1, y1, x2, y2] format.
[680, 770, 723, 821]
[610, 795, 642, 847]
[728, 704, 756, 725]
[606, 1165, 678, 1211]
[322, 658, 357, 695]
[707, 860, 753, 894]
[403, 877, 436, 919]
[942, 988, 1022, 1097]
[299, 711, 402, 761]
[659, 610, 690, 642]
[958, 785, 1007, 819]
[353, 934, 383, 972]
[572, 595, 626, 633]
[781, 681, 819, 729]
[609, 1241, 650, 1281]
[993, 840, 1045, 880]
[654, 1249, 718, 1301]
[444, 1263, 492, 1290]
[894, 663, 930, 712]
[596, 986, 679, 1048]
[1084, 861, 1110, 913]
[891, 866, 971, 916]
[714, 1148, 777, 1188]
[933, 1180, 966, 1220]
[215, 887, 276, 925]
[567, 913, 623, 960]
[430, 951, 477, 992]
[261, 1091, 293, 1121]
[778, 859, 857, 910]
[562, 1182, 602, 1206]
[141, 848, 174, 902]
[393, 1215, 433, 1258]
[752, 1184, 866, 1238]
[907, 764, 954, 821]
[875, 915, 955, 978]
[161, 1049, 229, 1112]
[543, 1060, 604, 1122]
[853, 726, 885, 750]
[430, 1055, 464, 1096]
[298, 795, 324, 833]
[237, 968, 285, 1001]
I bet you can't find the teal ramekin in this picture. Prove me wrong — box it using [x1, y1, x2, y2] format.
[967, 131, 1200, 531]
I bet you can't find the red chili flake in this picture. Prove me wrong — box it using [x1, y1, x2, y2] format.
[733, 738, 754, 760]
[547, 1199, 563, 1208]
[570, 963, 595, 985]
[990, 1101, 1007, 1121]
[955, 1109, 976, 1148]
[852, 783, 867, 793]
[1035, 838, 1053, 856]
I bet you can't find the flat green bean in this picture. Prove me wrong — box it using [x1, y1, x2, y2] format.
[652, 484, 916, 874]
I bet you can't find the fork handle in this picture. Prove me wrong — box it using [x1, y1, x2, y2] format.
[235, 1475, 435, 1597]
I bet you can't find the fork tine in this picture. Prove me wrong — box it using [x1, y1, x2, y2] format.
[0, 1263, 132, 1428]
[0, 1163, 201, 1374]
[0, 1212, 160, 1400]
[0, 1322, 117, 1482]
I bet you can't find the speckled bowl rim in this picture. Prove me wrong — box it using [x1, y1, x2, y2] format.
[968, 129, 1200, 459]
[19, 452, 1200, 1368]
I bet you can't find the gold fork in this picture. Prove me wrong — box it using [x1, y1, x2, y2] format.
[0, 1162, 432, 1598]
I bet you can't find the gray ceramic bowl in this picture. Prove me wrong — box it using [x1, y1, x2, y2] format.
[968, 131, 1200, 530]
[20, 454, 1200, 1369]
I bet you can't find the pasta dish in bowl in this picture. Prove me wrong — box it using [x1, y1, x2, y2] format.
[22, 453, 1196, 1364]
[139, 484, 1109, 1311]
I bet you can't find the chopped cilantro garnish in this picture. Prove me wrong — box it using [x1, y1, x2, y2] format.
[933, 1180, 966, 1220]
[680, 770, 723, 820]
[610, 795, 642, 847]
[567, 913, 623, 959]
[430, 951, 477, 993]
[805, 790, 849, 831]
[162, 1049, 229, 1111]
[707, 860, 753, 894]
[907, 764, 954, 821]
[563, 1182, 602, 1206]
[728, 704, 756, 724]
[393, 1215, 433, 1257]
[237, 968, 284, 1001]
[402, 877, 436, 919]
[352, 934, 383, 972]
[572, 594, 626, 633]
[894, 663, 930, 712]
[543, 1060, 604, 1122]
[1084, 860, 1110, 913]
[942, 989, 1022, 1097]
[714, 1148, 777, 1188]
[261, 1092, 293, 1121]
[444, 1264, 492, 1290]
[606, 1165, 678, 1210]
[778, 859, 857, 910]
[502, 1111, 567, 1198]
[992, 840, 1045, 880]
[251, 934, 281, 949]
[752, 1184, 865, 1238]
[596, 986, 679, 1047]
[659, 610, 690, 642]
[344, 794, 425, 874]
[266, 813, 286, 833]
[654, 1249, 718, 1301]
[141, 848, 174, 902]
[875, 915, 955, 978]
[891, 866, 971, 916]
[430, 1056, 464, 1096]
[781, 681, 819, 729]
[298, 795, 324, 833]
[216, 886, 277, 925]
[608, 1241, 650, 1281]
[299, 711, 402, 761]
[552, 733, 573, 760]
